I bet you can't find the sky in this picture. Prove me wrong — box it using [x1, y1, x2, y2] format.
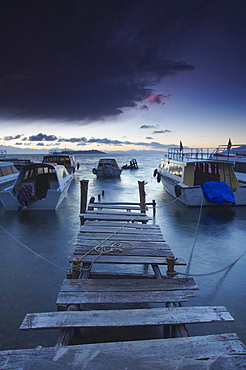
[0, 0, 246, 153]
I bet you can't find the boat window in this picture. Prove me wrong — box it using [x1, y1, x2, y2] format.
[161, 161, 182, 176]
[1, 166, 9, 176]
[10, 165, 18, 174]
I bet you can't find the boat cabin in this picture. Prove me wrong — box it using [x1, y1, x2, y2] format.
[13, 163, 68, 199]
[97, 158, 119, 169]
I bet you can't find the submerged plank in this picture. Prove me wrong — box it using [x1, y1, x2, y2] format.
[20, 306, 234, 330]
[1, 334, 245, 370]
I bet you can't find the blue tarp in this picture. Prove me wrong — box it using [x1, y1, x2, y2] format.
[202, 181, 235, 204]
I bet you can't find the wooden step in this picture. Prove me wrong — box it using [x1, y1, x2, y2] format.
[79, 226, 163, 235]
[20, 306, 233, 331]
[68, 255, 185, 265]
[84, 220, 160, 229]
[56, 278, 198, 306]
[79, 213, 152, 222]
[1, 334, 246, 369]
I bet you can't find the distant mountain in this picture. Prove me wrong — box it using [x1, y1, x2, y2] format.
[67, 149, 106, 154]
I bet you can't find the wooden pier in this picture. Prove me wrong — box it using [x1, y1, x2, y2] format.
[1, 180, 246, 369]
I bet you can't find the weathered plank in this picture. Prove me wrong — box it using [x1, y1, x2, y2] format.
[85, 210, 148, 216]
[84, 220, 160, 229]
[80, 213, 152, 222]
[73, 247, 174, 258]
[77, 233, 164, 241]
[79, 226, 163, 235]
[67, 254, 185, 265]
[59, 278, 198, 292]
[1, 337, 246, 369]
[88, 203, 144, 210]
[56, 289, 196, 305]
[20, 306, 234, 330]
[75, 240, 170, 249]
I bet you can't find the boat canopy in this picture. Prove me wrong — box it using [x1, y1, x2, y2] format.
[202, 181, 235, 204]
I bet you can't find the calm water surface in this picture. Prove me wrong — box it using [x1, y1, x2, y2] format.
[0, 152, 246, 350]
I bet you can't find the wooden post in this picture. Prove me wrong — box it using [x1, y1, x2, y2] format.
[72, 258, 82, 279]
[80, 179, 89, 225]
[152, 199, 156, 216]
[166, 256, 177, 277]
[138, 181, 146, 213]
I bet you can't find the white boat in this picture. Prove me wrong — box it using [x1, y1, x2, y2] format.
[0, 163, 73, 211]
[213, 144, 246, 184]
[92, 158, 122, 177]
[42, 150, 79, 174]
[0, 162, 19, 190]
[154, 146, 246, 207]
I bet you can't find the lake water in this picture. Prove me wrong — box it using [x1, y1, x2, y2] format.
[0, 152, 246, 350]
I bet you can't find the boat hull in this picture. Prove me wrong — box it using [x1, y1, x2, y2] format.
[95, 169, 122, 177]
[0, 163, 73, 211]
[0, 182, 72, 211]
[159, 173, 246, 207]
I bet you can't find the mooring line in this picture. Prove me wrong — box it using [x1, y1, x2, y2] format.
[0, 224, 67, 272]
[175, 250, 246, 277]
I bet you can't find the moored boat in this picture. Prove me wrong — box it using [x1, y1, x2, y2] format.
[0, 162, 19, 190]
[122, 158, 138, 169]
[92, 158, 122, 177]
[0, 163, 73, 210]
[42, 150, 79, 174]
[154, 146, 246, 207]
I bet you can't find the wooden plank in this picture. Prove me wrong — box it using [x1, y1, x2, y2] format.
[1, 335, 246, 369]
[84, 220, 160, 229]
[73, 247, 174, 258]
[88, 272, 157, 279]
[85, 210, 148, 216]
[77, 233, 164, 241]
[56, 289, 196, 305]
[20, 306, 234, 330]
[59, 278, 198, 292]
[88, 203, 144, 210]
[79, 226, 163, 235]
[67, 255, 185, 265]
[76, 240, 170, 249]
[80, 213, 152, 222]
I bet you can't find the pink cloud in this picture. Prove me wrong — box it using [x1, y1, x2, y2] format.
[147, 93, 172, 105]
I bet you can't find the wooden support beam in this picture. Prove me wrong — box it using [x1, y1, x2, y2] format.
[80, 179, 89, 225]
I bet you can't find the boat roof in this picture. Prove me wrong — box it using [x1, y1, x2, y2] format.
[165, 147, 236, 164]
[20, 162, 65, 171]
[0, 161, 15, 167]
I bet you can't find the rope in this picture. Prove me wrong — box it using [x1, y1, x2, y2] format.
[0, 224, 67, 272]
[75, 241, 134, 272]
[75, 217, 137, 273]
[175, 250, 246, 277]
[185, 195, 204, 275]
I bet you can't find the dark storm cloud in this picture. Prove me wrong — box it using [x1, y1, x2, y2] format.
[4, 134, 22, 140]
[29, 133, 57, 141]
[57, 137, 87, 143]
[0, 0, 214, 122]
[152, 130, 171, 134]
[140, 125, 157, 129]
